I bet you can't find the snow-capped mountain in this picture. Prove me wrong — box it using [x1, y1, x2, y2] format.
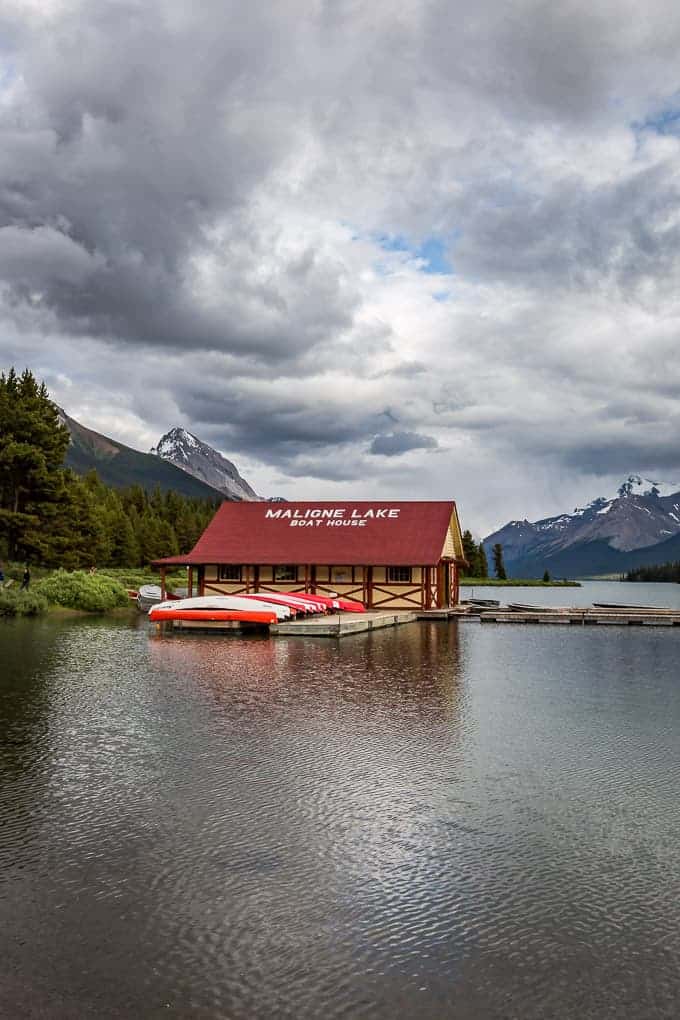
[484, 475, 680, 577]
[151, 427, 261, 502]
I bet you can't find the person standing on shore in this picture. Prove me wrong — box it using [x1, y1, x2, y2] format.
[20, 565, 30, 591]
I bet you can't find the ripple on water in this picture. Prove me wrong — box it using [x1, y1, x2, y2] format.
[2, 619, 680, 1018]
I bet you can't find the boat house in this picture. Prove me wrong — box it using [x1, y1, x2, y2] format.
[153, 500, 466, 610]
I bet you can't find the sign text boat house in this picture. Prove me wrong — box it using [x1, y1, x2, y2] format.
[154, 501, 466, 610]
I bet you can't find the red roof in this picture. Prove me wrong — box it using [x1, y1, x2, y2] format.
[154, 500, 461, 566]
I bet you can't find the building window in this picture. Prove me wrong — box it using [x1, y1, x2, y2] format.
[274, 564, 297, 582]
[387, 566, 412, 583]
[218, 565, 242, 582]
[331, 566, 351, 582]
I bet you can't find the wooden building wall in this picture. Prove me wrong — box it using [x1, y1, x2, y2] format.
[197, 562, 460, 610]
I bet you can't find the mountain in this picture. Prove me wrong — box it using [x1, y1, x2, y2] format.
[151, 427, 261, 501]
[485, 475, 680, 577]
[59, 409, 225, 501]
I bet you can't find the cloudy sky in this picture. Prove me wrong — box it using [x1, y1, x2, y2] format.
[2, 0, 680, 534]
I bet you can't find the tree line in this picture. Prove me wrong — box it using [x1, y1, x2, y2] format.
[0, 368, 219, 568]
[461, 530, 508, 579]
[626, 562, 680, 583]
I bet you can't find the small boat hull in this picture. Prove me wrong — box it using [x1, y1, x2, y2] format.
[151, 595, 291, 620]
[149, 607, 276, 624]
[592, 602, 665, 611]
[289, 593, 366, 613]
[506, 603, 565, 613]
[250, 592, 324, 614]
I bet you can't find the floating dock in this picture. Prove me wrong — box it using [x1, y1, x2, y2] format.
[270, 610, 417, 637]
[469, 608, 680, 627]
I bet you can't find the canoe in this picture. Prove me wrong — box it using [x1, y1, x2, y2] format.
[592, 602, 666, 611]
[237, 594, 299, 615]
[288, 593, 366, 613]
[150, 596, 292, 621]
[149, 607, 276, 624]
[250, 591, 325, 614]
[506, 603, 564, 613]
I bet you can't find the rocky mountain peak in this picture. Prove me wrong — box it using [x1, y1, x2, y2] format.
[617, 474, 679, 499]
[151, 427, 261, 502]
[484, 473, 680, 577]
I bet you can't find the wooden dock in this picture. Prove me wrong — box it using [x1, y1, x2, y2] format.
[470, 608, 680, 627]
[271, 610, 417, 637]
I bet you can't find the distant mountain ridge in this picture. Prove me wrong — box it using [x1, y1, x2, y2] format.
[485, 475, 680, 577]
[151, 427, 261, 502]
[59, 409, 226, 501]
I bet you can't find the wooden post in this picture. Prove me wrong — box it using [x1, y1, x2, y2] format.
[310, 564, 316, 594]
[452, 563, 460, 606]
[304, 564, 310, 592]
[436, 562, 444, 609]
[366, 566, 373, 609]
[199, 566, 205, 597]
[188, 566, 193, 598]
[160, 566, 166, 601]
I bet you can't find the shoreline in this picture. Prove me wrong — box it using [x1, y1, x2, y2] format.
[461, 579, 582, 587]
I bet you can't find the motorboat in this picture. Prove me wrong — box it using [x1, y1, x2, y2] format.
[136, 585, 186, 611]
[137, 584, 163, 611]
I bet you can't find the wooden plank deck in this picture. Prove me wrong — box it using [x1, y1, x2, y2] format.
[271, 610, 417, 637]
[472, 609, 680, 627]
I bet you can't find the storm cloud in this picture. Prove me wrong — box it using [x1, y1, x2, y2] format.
[3, 0, 680, 531]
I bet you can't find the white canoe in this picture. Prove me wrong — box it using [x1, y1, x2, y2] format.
[150, 595, 291, 621]
[251, 591, 326, 614]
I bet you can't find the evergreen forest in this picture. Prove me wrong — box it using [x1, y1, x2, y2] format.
[0, 369, 219, 568]
[461, 529, 489, 578]
[626, 562, 680, 583]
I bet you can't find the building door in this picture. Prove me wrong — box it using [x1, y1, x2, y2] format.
[443, 564, 451, 607]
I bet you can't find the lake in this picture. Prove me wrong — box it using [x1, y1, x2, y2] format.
[2, 603, 680, 1019]
[461, 578, 680, 609]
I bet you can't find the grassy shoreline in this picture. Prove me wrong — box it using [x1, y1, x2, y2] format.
[460, 578, 582, 587]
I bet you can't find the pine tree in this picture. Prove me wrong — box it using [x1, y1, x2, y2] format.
[461, 529, 479, 577]
[477, 542, 489, 578]
[0, 368, 70, 560]
[492, 543, 506, 580]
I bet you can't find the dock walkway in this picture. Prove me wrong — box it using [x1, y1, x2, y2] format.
[470, 608, 680, 627]
[271, 610, 417, 637]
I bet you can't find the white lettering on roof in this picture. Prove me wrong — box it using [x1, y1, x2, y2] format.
[265, 507, 401, 526]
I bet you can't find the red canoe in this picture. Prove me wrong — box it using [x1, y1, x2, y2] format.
[250, 592, 325, 614]
[149, 607, 277, 624]
[289, 592, 366, 613]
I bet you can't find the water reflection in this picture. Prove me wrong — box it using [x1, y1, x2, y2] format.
[148, 621, 464, 721]
[2, 617, 680, 1019]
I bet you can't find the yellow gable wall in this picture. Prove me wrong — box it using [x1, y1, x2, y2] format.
[441, 508, 465, 561]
